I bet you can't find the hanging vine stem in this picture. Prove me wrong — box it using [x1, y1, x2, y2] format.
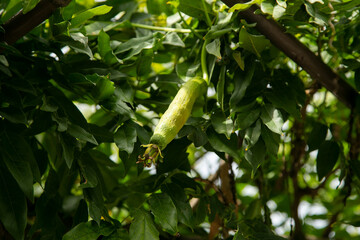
[129, 22, 208, 33]
[201, 0, 213, 27]
[201, 39, 210, 85]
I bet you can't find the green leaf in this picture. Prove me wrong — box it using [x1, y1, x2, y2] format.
[0, 55, 9, 66]
[261, 125, 280, 156]
[243, 119, 261, 149]
[237, 107, 261, 130]
[230, 64, 255, 108]
[217, 65, 226, 111]
[79, 157, 99, 188]
[149, 193, 178, 234]
[177, 0, 214, 20]
[87, 74, 115, 100]
[316, 141, 340, 180]
[273, 5, 286, 19]
[163, 32, 185, 48]
[147, 0, 175, 15]
[229, 0, 262, 12]
[207, 128, 241, 160]
[206, 39, 221, 59]
[157, 137, 191, 174]
[22, 0, 40, 13]
[63, 221, 115, 240]
[0, 106, 27, 125]
[161, 183, 194, 228]
[114, 121, 137, 154]
[115, 34, 154, 60]
[232, 51, 245, 71]
[244, 137, 266, 172]
[71, 5, 113, 27]
[0, 163, 27, 240]
[98, 30, 123, 65]
[73, 199, 89, 227]
[307, 122, 328, 152]
[129, 209, 159, 240]
[65, 33, 94, 58]
[0, 131, 34, 201]
[238, 27, 271, 57]
[304, 2, 328, 26]
[176, 62, 200, 81]
[60, 133, 75, 169]
[67, 124, 98, 145]
[211, 110, 233, 139]
[260, 104, 283, 135]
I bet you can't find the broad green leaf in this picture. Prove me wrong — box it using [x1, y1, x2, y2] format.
[235, 220, 287, 240]
[206, 39, 221, 59]
[304, 2, 328, 26]
[103, 229, 130, 240]
[229, 0, 262, 12]
[98, 30, 123, 65]
[163, 32, 185, 48]
[162, 183, 194, 228]
[114, 121, 137, 154]
[307, 122, 328, 151]
[61, 33, 94, 58]
[129, 209, 159, 240]
[63, 221, 115, 240]
[87, 74, 115, 100]
[237, 107, 261, 130]
[73, 199, 89, 227]
[79, 157, 99, 188]
[230, 64, 255, 108]
[60, 133, 75, 169]
[244, 137, 266, 172]
[83, 186, 109, 225]
[22, 0, 40, 13]
[0, 163, 27, 240]
[207, 128, 241, 160]
[243, 119, 261, 149]
[260, 104, 283, 135]
[217, 65, 226, 111]
[67, 124, 98, 145]
[261, 0, 274, 14]
[47, 87, 89, 130]
[157, 137, 191, 174]
[211, 110, 233, 139]
[233, 51, 245, 71]
[149, 193, 178, 234]
[71, 5, 113, 27]
[316, 141, 340, 180]
[136, 49, 154, 77]
[176, 62, 200, 81]
[273, 5, 286, 19]
[0, 106, 27, 125]
[177, 0, 214, 20]
[178, 125, 208, 147]
[115, 34, 154, 60]
[261, 125, 280, 156]
[238, 27, 271, 57]
[0, 55, 9, 66]
[147, 0, 175, 15]
[0, 131, 34, 201]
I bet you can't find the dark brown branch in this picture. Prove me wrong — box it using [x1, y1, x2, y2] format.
[0, 0, 71, 45]
[221, 0, 358, 109]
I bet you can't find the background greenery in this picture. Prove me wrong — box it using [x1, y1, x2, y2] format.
[1, 0, 360, 239]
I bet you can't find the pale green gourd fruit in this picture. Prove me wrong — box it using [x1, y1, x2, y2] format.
[138, 77, 207, 167]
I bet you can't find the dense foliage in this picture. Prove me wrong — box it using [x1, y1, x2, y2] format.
[1, 0, 360, 239]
